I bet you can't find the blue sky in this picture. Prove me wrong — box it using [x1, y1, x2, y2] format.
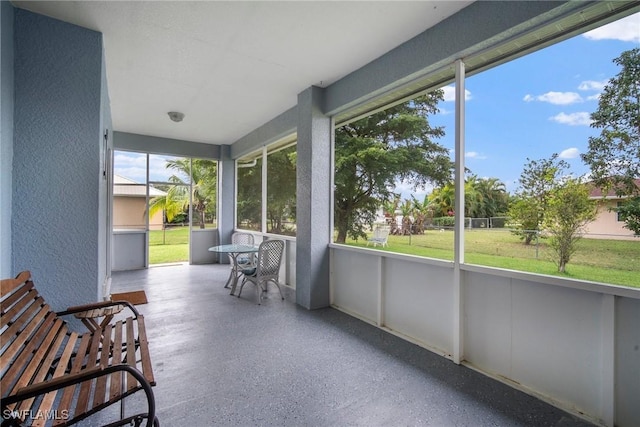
[397, 12, 640, 200]
[116, 12, 639, 197]
[114, 151, 190, 184]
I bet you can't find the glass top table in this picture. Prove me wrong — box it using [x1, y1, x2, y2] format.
[208, 244, 259, 295]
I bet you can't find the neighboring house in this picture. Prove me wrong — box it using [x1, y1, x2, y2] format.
[113, 175, 167, 231]
[584, 179, 640, 240]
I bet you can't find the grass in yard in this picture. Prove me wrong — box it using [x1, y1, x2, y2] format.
[149, 227, 189, 264]
[148, 225, 217, 264]
[349, 229, 640, 288]
[148, 226, 639, 288]
[149, 244, 188, 265]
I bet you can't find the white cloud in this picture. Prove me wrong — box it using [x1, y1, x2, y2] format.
[114, 152, 147, 182]
[578, 80, 606, 91]
[442, 85, 472, 102]
[549, 112, 592, 126]
[583, 13, 640, 43]
[465, 151, 487, 160]
[523, 91, 583, 105]
[114, 152, 190, 184]
[559, 147, 580, 159]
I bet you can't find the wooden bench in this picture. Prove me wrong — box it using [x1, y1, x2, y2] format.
[1, 271, 158, 427]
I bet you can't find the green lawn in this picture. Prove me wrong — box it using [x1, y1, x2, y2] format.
[347, 229, 640, 288]
[148, 226, 639, 288]
[148, 225, 217, 264]
[149, 227, 189, 264]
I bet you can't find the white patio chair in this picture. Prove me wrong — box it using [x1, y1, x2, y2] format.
[238, 239, 285, 305]
[232, 231, 255, 260]
[367, 226, 390, 247]
[227, 232, 255, 286]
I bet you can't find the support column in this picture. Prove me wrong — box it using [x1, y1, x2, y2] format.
[296, 86, 331, 309]
[218, 144, 235, 263]
[453, 59, 466, 364]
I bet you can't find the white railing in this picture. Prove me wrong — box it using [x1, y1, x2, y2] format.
[329, 243, 639, 427]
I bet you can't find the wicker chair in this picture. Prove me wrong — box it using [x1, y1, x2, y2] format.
[367, 226, 390, 247]
[238, 239, 285, 304]
[226, 232, 255, 287]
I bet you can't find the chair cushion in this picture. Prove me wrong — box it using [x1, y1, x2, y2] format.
[241, 267, 256, 276]
[237, 256, 252, 265]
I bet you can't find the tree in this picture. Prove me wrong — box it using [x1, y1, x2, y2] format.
[411, 194, 436, 233]
[427, 176, 507, 221]
[398, 199, 413, 235]
[543, 179, 597, 273]
[236, 158, 262, 230]
[148, 179, 187, 224]
[382, 194, 401, 220]
[267, 147, 297, 234]
[334, 93, 453, 243]
[464, 176, 484, 218]
[149, 158, 217, 229]
[428, 182, 455, 218]
[508, 154, 569, 244]
[617, 196, 640, 236]
[474, 177, 508, 218]
[507, 197, 540, 244]
[582, 48, 640, 197]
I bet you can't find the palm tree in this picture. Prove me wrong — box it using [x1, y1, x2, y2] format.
[411, 194, 435, 233]
[464, 176, 484, 218]
[475, 177, 508, 218]
[428, 182, 455, 217]
[149, 158, 217, 229]
[148, 177, 188, 224]
[399, 199, 414, 234]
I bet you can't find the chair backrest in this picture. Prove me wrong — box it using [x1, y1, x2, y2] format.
[232, 232, 254, 245]
[374, 227, 389, 240]
[257, 239, 285, 278]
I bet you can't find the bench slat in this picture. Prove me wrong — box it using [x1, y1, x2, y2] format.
[93, 323, 112, 407]
[0, 296, 46, 366]
[57, 333, 92, 421]
[110, 320, 124, 400]
[36, 332, 78, 427]
[126, 318, 137, 392]
[0, 271, 32, 296]
[13, 318, 67, 416]
[26, 320, 68, 427]
[1, 292, 42, 339]
[1, 310, 56, 398]
[137, 316, 155, 386]
[76, 331, 102, 414]
[0, 280, 34, 319]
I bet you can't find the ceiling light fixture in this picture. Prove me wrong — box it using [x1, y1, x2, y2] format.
[168, 111, 185, 122]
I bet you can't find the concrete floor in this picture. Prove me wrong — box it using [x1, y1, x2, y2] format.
[90, 263, 595, 427]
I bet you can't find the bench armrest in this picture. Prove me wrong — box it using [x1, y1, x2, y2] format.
[57, 300, 139, 318]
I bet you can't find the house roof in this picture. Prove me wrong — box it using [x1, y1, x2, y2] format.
[588, 178, 640, 199]
[114, 175, 167, 197]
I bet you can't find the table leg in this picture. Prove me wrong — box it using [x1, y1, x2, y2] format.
[223, 268, 234, 289]
[228, 253, 240, 295]
[223, 252, 238, 290]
